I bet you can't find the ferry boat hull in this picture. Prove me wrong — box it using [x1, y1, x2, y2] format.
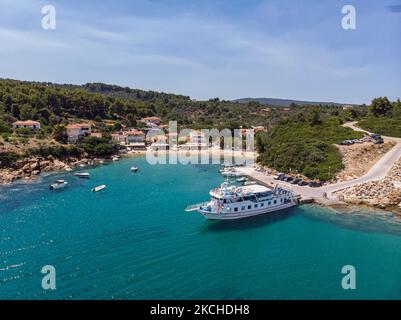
[199, 202, 297, 220]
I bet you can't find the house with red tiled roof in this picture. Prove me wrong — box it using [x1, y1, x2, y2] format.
[66, 123, 91, 143]
[13, 120, 41, 130]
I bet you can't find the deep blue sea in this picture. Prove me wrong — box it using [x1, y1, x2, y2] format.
[1, 156, 401, 300]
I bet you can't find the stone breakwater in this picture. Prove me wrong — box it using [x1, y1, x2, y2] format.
[335, 159, 401, 210]
[0, 156, 87, 184]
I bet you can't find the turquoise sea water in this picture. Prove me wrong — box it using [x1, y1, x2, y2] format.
[1, 156, 401, 300]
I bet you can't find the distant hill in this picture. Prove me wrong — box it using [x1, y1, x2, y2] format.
[233, 97, 350, 107]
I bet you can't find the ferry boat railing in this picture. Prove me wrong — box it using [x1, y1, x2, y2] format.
[185, 202, 210, 212]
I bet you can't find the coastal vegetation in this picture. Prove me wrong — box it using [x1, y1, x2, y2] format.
[358, 97, 401, 137]
[0, 78, 400, 183]
[256, 110, 363, 181]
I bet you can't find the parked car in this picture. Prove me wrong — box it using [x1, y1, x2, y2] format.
[291, 178, 301, 184]
[279, 175, 288, 181]
[374, 138, 384, 145]
[274, 173, 284, 180]
[297, 180, 308, 186]
[309, 181, 322, 188]
[283, 176, 294, 182]
[371, 133, 382, 140]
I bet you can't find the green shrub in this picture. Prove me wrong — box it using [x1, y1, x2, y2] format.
[0, 152, 20, 168]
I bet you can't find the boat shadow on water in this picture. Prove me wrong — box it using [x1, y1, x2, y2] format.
[201, 207, 297, 232]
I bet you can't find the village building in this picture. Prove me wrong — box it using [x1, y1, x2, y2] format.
[141, 116, 162, 127]
[12, 120, 41, 130]
[111, 132, 126, 144]
[125, 130, 146, 150]
[181, 130, 208, 151]
[66, 123, 92, 144]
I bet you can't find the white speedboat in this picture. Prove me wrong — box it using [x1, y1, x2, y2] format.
[236, 177, 247, 183]
[244, 180, 257, 186]
[50, 180, 68, 190]
[74, 172, 90, 178]
[65, 167, 73, 172]
[92, 185, 106, 192]
[221, 170, 242, 178]
[112, 156, 119, 162]
[131, 166, 139, 172]
[186, 182, 299, 220]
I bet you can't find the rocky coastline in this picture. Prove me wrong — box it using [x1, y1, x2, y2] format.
[0, 156, 98, 185]
[335, 159, 401, 211]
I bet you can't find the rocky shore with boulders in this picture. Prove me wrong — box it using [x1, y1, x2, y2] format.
[335, 158, 401, 211]
[0, 156, 92, 184]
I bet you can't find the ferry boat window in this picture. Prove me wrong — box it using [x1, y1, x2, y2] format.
[268, 201, 271, 205]
[241, 206, 245, 211]
[274, 200, 277, 204]
[248, 205, 251, 209]
[254, 204, 258, 208]
[261, 203, 264, 207]
[234, 207, 238, 212]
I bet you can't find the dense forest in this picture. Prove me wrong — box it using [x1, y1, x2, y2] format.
[0, 79, 287, 132]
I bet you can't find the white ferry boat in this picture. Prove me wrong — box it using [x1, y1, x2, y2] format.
[186, 182, 299, 220]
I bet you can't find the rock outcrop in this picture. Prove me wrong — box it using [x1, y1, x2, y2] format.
[335, 158, 401, 210]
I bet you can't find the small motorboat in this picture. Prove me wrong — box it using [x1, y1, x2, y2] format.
[221, 171, 242, 178]
[131, 166, 139, 172]
[236, 177, 247, 183]
[244, 180, 257, 186]
[65, 167, 73, 172]
[99, 160, 106, 165]
[74, 172, 90, 178]
[79, 164, 86, 168]
[50, 180, 68, 190]
[112, 156, 119, 162]
[92, 185, 106, 192]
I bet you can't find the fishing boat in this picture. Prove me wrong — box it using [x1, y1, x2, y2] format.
[49, 180, 68, 190]
[186, 182, 299, 220]
[74, 172, 90, 178]
[92, 185, 106, 192]
[131, 166, 139, 172]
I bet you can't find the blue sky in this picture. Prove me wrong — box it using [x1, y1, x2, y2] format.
[0, 0, 400, 103]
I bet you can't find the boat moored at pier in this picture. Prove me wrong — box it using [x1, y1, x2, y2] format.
[186, 182, 299, 220]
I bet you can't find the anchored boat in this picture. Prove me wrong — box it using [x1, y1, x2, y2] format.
[74, 172, 90, 178]
[92, 185, 106, 192]
[186, 182, 299, 220]
[50, 180, 68, 190]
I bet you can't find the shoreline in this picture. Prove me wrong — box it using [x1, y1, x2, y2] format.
[2, 147, 400, 216]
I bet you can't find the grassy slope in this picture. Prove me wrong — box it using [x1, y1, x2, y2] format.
[358, 117, 401, 138]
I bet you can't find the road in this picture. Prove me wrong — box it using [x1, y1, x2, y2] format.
[237, 122, 401, 205]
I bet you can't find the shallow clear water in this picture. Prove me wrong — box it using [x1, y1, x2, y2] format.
[1, 156, 401, 300]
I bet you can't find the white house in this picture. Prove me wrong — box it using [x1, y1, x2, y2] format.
[13, 120, 41, 130]
[66, 123, 92, 144]
[141, 116, 162, 127]
[181, 130, 208, 150]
